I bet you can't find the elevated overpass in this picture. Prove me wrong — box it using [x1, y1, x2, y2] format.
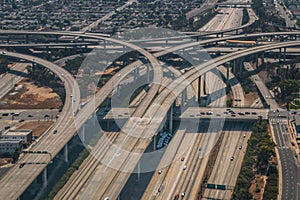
[53, 41, 300, 200]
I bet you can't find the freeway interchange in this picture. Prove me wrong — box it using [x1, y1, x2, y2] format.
[0, 23, 300, 200]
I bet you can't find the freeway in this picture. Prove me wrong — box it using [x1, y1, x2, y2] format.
[0, 30, 299, 198]
[0, 51, 80, 200]
[270, 117, 300, 200]
[202, 123, 252, 199]
[244, 62, 279, 110]
[54, 41, 300, 199]
[0, 62, 29, 99]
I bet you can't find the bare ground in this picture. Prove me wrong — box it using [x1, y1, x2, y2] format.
[0, 79, 62, 109]
[15, 121, 53, 138]
[249, 175, 267, 200]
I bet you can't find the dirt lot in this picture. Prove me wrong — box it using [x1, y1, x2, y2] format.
[249, 175, 267, 200]
[0, 158, 12, 167]
[15, 121, 53, 138]
[0, 79, 62, 109]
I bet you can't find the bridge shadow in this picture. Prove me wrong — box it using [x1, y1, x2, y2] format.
[8, 69, 27, 78]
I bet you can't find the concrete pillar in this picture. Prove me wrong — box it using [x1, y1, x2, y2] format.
[64, 144, 68, 163]
[181, 89, 186, 106]
[80, 125, 85, 143]
[236, 29, 238, 35]
[203, 73, 207, 95]
[137, 161, 140, 182]
[256, 54, 259, 68]
[261, 52, 265, 65]
[25, 34, 29, 44]
[153, 135, 156, 151]
[43, 167, 47, 188]
[197, 76, 201, 105]
[283, 47, 286, 62]
[103, 40, 106, 50]
[278, 48, 282, 62]
[169, 105, 173, 133]
[233, 60, 237, 74]
[221, 32, 224, 37]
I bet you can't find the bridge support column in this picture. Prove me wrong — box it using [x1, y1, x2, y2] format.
[235, 29, 238, 35]
[181, 89, 186, 106]
[169, 105, 173, 133]
[226, 64, 230, 91]
[64, 144, 68, 163]
[153, 135, 156, 151]
[134, 68, 139, 80]
[261, 52, 265, 65]
[80, 125, 86, 143]
[255, 54, 259, 68]
[197, 76, 201, 105]
[278, 48, 282, 62]
[233, 60, 237, 74]
[137, 161, 141, 182]
[283, 47, 286, 62]
[103, 40, 106, 50]
[43, 167, 47, 188]
[25, 34, 29, 44]
[165, 39, 168, 47]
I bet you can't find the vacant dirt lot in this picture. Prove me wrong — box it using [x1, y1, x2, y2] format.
[0, 79, 62, 109]
[0, 158, 12, 167]
[249, 175, 267, 200]
[16, 121, 53, 138]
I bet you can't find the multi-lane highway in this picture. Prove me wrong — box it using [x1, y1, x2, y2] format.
[270, 116, 300, 200]
[0, 51, 80, 199]
[0, 23, 299, 198]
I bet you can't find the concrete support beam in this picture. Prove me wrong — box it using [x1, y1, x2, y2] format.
[43, 167, 47, 188]
[197, 76, 201, 105]
[279, 48, 282, 62]
[283, 47, 286, 62]
[169, 105, 173, 133]
[64, 144, 68, 163]
[80, 125, 86, 143]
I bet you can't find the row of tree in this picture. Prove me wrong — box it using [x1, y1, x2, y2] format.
[233, 118, 277, 199]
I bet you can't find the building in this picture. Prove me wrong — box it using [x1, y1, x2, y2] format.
[295, 115, 300, 147]
[3, 130, 33, 145]
[0, 139, 22, 155]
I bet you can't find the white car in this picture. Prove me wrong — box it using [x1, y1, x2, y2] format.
[2, 51, 6, 54]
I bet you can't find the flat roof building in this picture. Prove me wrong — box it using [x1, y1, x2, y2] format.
[0, 139, 22, 155]
[3, 130, 32, 145]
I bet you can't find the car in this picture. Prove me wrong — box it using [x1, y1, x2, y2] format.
[70, 94, 73, 97]
[239, 145, 242, 150]
[2, 113, 8, 116]
[44, 114, 49, 118]
[28, 114, 33, 117]
[19, 163, 25, 168]
[104, 197, 109, 200]
[230, 156, 234, 161]
[158, 170, 162, 174]
[251, 112, 257, 115]
[2, 51, 6, 54]
[53, 130, 58, 134]
[181, 157, 185, 161]
[181, 192, 185, 197]
[19, 119, 25, 122]
[245, 112, 250, 115]
[243, 134, 246, 138]
[61, 73, 64, 76]
[183, 165, 187, 170]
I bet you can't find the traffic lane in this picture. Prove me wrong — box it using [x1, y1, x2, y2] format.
[273, 123, 297, 200]
[0, 109, 60, 121]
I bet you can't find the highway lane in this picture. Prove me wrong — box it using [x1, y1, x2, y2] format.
[203, 123, 252, 199]
[0, 51, 80, 200]
[270, 117, 300, 200]
[218, 65, 245, 107]
[244, 62, 279, 110]
[56, 41, 300, 199]
[0, 62, 29, 99]
[1, 31, 298, 198]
